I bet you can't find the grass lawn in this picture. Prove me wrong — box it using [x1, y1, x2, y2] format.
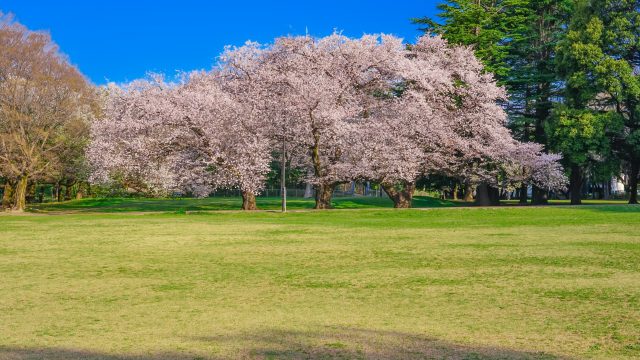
[28, 195, 466, 213]
[1, 199, 639, 359]
[28, 196, 631, 214]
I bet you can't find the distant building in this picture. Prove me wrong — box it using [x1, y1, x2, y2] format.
[612, 176, 626, 195]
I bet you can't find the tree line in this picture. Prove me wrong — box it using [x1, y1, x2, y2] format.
[1, 1, 638, 211]
[87, 34, 565, 210]
[414, 0, 640, 204]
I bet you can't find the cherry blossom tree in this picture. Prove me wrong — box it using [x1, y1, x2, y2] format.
[88, 73, 272, 210]
[502, 142, 567, 193]
[89, 33, 565, 210]
[89, 78, 182, 195]
[345, 35, 566, 207]
[221, 34, 407, 209]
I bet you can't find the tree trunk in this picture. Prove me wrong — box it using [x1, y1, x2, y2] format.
[532, 185, 548, 205]
[519, 184, 528, 204]
[76, 182, 85, 200]
[569, 164, 582, 205]
[603, 181, 610, 200]
[475, 183, 500, 206]
[2, 180, 15, 210]
[55, 181, 62, 202]
[241, 190, 258, 210]
[629, 161, 639, 204]
[26, 182, 36, 203]
[463, 180, 474, 202]
[381, 182, 415, 208]
[38, 186, 45, 203]
[475, 183, 491, 206]
[314, 183, 334, 209]
[452, 182, 459, 200]
[64, 180, 75, 201]
[489, 185, 500, 206]
[474, 183, 499, 206]
[309, 124, 335, 209]
[12, 175, 28, 212]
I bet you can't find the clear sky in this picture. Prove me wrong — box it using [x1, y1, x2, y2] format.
[1, 1, 438, 84]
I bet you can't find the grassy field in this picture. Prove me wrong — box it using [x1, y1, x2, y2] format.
[1, 198, 639, 359]
[27, 196, 631, 214]
[28, 195, 466, 213]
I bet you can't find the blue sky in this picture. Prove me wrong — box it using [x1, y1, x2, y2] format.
[1, 1, 438, 84]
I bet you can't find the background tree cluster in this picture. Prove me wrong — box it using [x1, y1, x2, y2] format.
[414, 0, 640, 204]
[89, 34, 565, 210]
[5, 0, 638, 211]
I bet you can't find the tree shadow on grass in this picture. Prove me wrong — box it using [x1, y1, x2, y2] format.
[190, 327, 570, 359]
[0, 347, 189, 360]
[0, 327, 573, 359]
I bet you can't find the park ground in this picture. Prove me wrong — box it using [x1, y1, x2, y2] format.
[0, 197, 639, 359]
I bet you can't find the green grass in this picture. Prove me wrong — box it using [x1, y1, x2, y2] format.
[1, 199, 639, 359]
[502, 199, 630, 206]
[28, 195, 465, 213]
[29, 196, 630, 214]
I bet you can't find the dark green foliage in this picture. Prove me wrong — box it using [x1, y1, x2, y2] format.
[414, 0, 640, 203]
[546, 107, 621, 168]
[413, 0, 528, 79]
[556, 0, 640, 202]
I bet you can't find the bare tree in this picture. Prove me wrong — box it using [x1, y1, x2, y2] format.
[0, 13, 95, 211]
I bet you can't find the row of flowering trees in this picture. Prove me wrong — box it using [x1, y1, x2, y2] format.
[89, 34, 567, 209]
